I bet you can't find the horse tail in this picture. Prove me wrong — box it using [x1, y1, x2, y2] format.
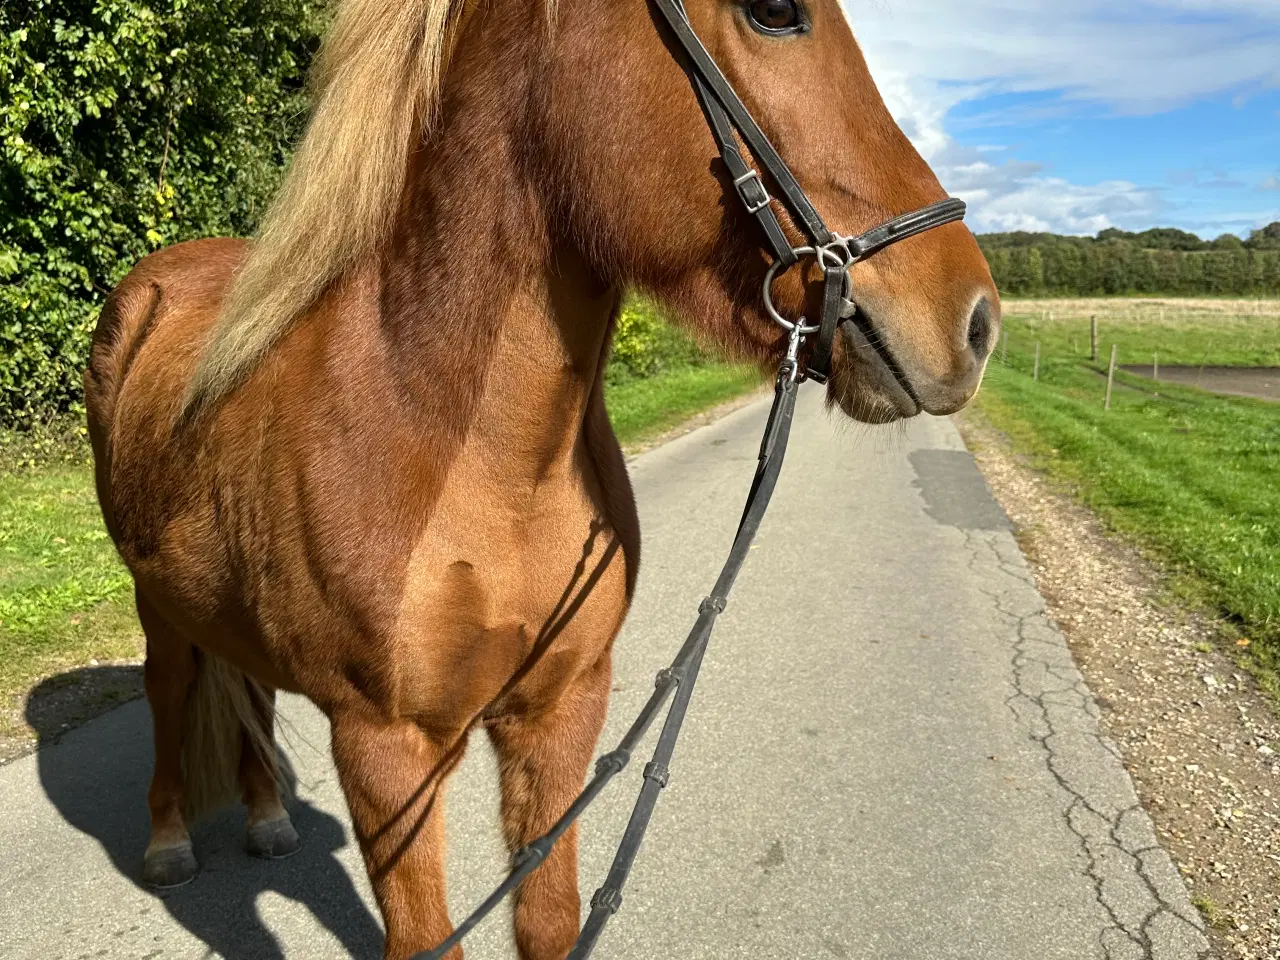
[181, 650, 286, 821]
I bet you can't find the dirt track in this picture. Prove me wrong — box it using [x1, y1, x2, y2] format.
[1120, 366, 1280, 402]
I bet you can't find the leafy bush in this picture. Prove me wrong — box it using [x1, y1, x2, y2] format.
[1, 0, 323, 425]
[607, 296, 710, 386]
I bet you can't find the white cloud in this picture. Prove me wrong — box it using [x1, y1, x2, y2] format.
[848, 0, 1280, 114]
[921, 136, 1164, 233]
[843, 0, 1279, 234]
[963, 178, 1164, 234]
[865, 63, 1165, 234]
[1260, 176, 1280, 192]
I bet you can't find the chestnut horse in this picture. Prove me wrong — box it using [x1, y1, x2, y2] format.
[85, 0, 999, 956]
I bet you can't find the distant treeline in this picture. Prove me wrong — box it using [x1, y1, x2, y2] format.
[977, 224, 1280, 297]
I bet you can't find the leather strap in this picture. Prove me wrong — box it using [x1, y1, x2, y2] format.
[656, 0, 833, 247]
[806, 265, 846, 383]
[415, 372, 802, 960]
[691, 74, 798, 266]
[848, 198, 968, 261]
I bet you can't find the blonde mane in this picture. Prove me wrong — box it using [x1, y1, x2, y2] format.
[185, 0, 478, 409]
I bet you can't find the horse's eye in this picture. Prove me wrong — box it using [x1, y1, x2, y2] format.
[745, 0, 805, 34]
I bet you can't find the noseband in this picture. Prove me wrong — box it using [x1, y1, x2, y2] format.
[654, 0, 966, 385]
[415, 7, 966, 959]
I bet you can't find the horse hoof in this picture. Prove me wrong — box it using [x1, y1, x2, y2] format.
[247, 817, 301, 859]
[142, 843, 198, 889]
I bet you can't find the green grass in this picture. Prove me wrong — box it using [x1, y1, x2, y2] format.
[1191, 894, 1232, 931]
[0, 360, 760, 717]
[0, 459, 140, 718]
[606, 363, 763, 446]
[978, 304, 1280, 675]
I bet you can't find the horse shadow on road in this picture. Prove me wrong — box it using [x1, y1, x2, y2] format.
[27, 665, 383, 959]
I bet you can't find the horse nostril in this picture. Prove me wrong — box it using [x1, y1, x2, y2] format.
[967, 297, 994, 358]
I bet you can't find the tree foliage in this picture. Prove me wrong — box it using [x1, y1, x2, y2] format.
[1, 0, 322, 425]
[979, 224, 1280, 297]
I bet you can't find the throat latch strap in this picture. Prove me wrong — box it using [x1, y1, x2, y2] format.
[692, 74, 799, 266]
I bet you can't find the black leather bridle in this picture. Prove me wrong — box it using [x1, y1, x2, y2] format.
[414, 6, 967, 958]
[651, 0, 966, 385]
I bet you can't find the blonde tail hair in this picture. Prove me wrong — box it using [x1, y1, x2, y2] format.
[181, 651, 289, 820]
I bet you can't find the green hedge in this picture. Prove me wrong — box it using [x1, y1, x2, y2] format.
[0, 1, 714, 427]
[1, 0, 323, 425]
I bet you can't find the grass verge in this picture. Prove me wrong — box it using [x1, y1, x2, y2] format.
[0, 457, 141, 735]
[976, 303, 1280, 685]
[606, 363, 763, 447]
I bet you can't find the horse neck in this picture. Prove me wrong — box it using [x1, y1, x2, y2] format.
[374, 95, 618, 478]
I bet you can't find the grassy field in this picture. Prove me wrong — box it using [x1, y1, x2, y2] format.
[0, 360, 760, 726]
[976, 298, 1280, 678]
[1000, 297, 1280, 367]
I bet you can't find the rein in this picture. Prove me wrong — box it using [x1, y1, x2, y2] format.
[413, 3, 966, 956]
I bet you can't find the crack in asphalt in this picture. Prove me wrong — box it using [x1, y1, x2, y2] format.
[960, 528, 1209, 960]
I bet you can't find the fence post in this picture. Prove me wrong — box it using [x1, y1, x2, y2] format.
[1090, 315, 1099, 362]
[1105, 344, 1117, 410]
[1033, 342, 1041, 381]
[1153, 352, 1159, 382]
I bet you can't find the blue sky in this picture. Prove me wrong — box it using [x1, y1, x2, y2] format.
[845, 0, 1280, 237]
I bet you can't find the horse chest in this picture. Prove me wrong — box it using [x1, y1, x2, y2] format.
[388, 478, 630, 731]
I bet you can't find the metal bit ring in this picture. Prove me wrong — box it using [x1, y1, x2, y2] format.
[763, 248, 822, 335]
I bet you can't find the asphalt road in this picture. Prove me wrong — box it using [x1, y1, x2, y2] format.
[0, 387, 1209, 960]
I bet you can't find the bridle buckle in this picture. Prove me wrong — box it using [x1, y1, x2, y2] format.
[732, 169, 772, 215]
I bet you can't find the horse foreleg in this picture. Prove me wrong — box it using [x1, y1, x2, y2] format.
[136, 589, 200, 888]
[488, 653, 612, 960]
[239, 685, 301, 859]
[331, 712, 467, 960]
